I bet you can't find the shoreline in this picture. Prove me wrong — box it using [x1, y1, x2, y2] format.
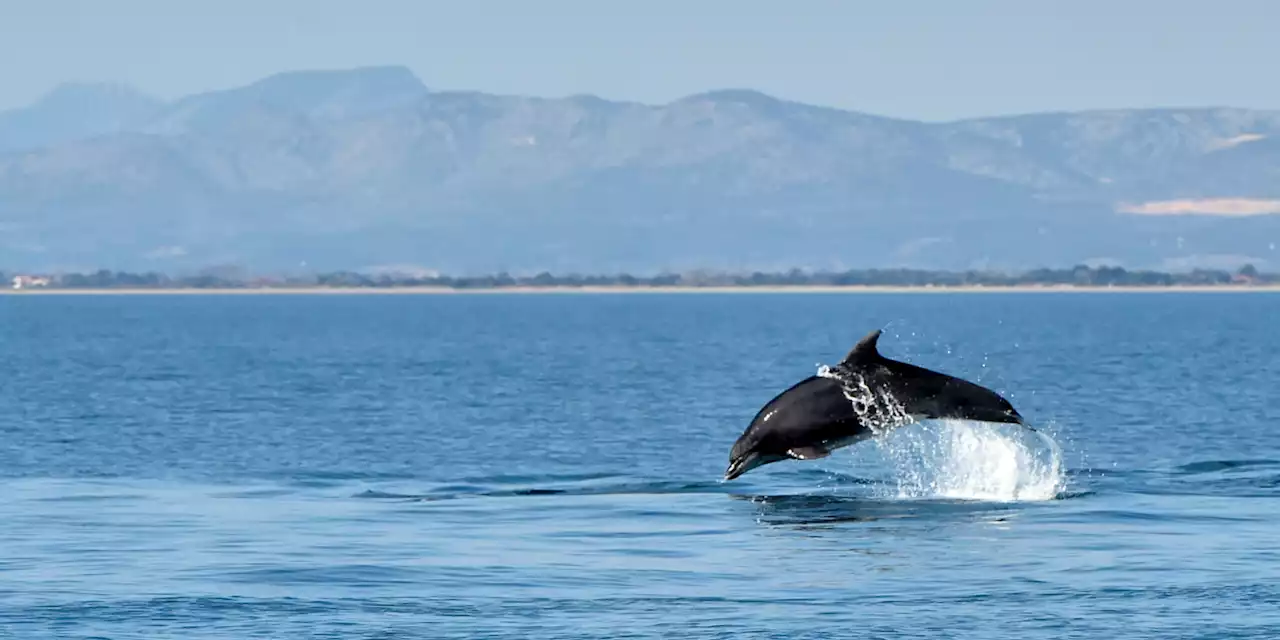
[4, 284, 1280, 295]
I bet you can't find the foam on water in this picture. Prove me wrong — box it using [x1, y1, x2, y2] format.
[817, 363, 1066, 503]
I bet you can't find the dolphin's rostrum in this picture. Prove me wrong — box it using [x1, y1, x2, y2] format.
[724, 329, 1027, 481]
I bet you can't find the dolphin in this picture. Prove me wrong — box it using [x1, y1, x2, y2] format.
[724, 329, 1027, 481]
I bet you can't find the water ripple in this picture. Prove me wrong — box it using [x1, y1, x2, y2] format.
[3, 292, 1279, 639]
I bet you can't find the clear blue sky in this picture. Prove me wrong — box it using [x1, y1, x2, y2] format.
[2, 0, 1276, 121]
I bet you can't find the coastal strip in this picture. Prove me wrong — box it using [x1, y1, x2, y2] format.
[5, 284, 1280, 295]
[4, 264, 1276, 294]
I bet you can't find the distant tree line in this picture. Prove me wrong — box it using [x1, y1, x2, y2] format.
[1, 264, 1275, 290]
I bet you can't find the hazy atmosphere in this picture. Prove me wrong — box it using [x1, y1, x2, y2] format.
[3, 1, 1280, 276]
[4, 0, 1280, 119]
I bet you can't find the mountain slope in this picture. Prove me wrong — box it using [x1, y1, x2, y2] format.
[0, 83, 164, 153]
[2, 66, 1278, 273]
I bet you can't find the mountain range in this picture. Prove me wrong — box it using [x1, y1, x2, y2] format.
[2, 65, 1279, 274]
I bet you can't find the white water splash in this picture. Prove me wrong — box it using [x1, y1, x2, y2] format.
[817, 363, 1066, 503]
[816, 364, 914, 436]
[868, 419, 1065, 502]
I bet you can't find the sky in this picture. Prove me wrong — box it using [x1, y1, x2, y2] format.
[1, 0, 1276, 121]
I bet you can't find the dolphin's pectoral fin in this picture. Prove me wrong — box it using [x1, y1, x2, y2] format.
[786, 445, 831, 460]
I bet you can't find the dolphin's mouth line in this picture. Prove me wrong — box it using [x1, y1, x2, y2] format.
[724, 459, 746, 481]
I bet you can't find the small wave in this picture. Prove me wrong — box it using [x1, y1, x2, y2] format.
[739, 493, 1030, 527]
[1174, 459, 1280, 475]
[219, 564, 423, 587]
[1109, 459, 1280, 498]
[28, 492, 149, 503]
[353, 478, 731, 503]
[452, 471, 621, 485]
[1055, 489, 1096, 500]
[1057, 508, 1262, 524]
[270, 470, 421, 483]
[788, 468, 881, 486]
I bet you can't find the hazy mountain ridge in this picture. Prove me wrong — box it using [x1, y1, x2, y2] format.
[0, 82, 164, 153]
[2, 65, 1279, 273]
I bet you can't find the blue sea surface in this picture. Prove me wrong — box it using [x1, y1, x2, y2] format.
[2, 292, 1279, 639]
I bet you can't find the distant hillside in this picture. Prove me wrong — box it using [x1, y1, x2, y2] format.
[2, 65, 1279, 274]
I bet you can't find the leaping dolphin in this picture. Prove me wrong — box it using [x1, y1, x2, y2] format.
[724, 329, 1027, 481]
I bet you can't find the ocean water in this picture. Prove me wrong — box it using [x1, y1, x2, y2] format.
[1, 291, 1278, 639]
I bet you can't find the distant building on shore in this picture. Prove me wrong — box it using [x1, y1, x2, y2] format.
[11, 275, 51, 289]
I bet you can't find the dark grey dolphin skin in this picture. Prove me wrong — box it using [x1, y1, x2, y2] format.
[724, 329, 1027, 481]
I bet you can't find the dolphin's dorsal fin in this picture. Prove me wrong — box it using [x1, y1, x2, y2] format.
[841, 329, 883, 365]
